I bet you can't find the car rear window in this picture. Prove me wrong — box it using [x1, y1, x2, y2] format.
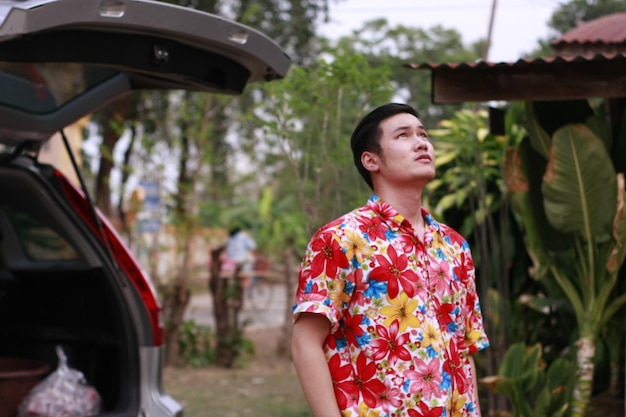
[2, 205, 79, 261]
[0, 62, 117, 115]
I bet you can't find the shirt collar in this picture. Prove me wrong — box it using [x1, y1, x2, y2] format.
[366, 194, 441, 234]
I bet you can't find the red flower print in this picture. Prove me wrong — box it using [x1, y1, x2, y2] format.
[295, 282, 328, 304]
[329, 353, 358, 409]
[377, 379, 403, 412]
[353, 351, 386, 408]
[396, 231, 420, 254]
[447, 230, 466, 247]
[444, 340, 468, 395]
[403, 358, 443, 399]
[427, 258, 452, 295]
[453, 252, 471, 285]
[309, 232, 349, 278]
[343, 312, 365, 346]
[347, 268, 368, 307]
[368, 199, 397, 223]
[407, 402, 445, 417]
[435, 300, 455, 328]
[369, 245, 418, 298]
[369, 320, 411, 365]
[466, 291, 477, 316]
[358, 215, 388, 242]
[326, 332, 338, 349]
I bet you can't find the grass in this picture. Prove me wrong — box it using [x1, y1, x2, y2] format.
[164, 328, 312, 417]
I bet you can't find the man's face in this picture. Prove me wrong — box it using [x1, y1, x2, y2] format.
[367, 112, 436, 188]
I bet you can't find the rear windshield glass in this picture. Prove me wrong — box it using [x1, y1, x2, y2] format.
[1, 205, 79, 261]
[0, 63, 117, 114]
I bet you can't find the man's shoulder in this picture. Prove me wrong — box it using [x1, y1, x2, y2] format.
[433, 220, 470, 246]
[315, 204, 372, 234]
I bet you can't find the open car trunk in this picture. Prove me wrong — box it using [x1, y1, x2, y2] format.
[0, 1, 291, 415]
[0, 160, 144, 415]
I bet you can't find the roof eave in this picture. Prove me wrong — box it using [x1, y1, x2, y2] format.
[406, 53, 626, 104]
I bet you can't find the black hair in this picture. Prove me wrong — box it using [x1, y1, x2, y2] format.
[350, 103, 420, 189]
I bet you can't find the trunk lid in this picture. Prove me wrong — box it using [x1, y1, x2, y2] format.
[0, 0, 291, 142]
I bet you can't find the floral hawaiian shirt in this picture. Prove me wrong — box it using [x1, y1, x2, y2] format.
[293, 195, 489, 417]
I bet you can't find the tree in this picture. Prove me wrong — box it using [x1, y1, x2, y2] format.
[247, 52, 394, 358]
[85, 0, 333, 366]
[90, 96, 137, 220]
[327, 18, 481, 128]
[255, 52, 394, 234]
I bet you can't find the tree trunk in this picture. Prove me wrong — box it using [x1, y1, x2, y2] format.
[209, 247, 244, 368]
[94, 128, 116, 218]
[164, 220, 195, 366]
[94, 96, 132, 218]
[163, 283, 191, 366]
[277, 243, 297, 357]
[571, 335, 596, 417]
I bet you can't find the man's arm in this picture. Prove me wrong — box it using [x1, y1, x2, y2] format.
[469, 355, 481, 415]
[291, 313, 342, 417]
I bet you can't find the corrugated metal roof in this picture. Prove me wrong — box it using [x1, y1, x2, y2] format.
[405, 12, 626, 103]
[405, 53, 626, 103]
[553, 12, 626, 45]
[406, 52, 626, 71]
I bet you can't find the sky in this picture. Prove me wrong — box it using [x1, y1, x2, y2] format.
[319, 0, 561, 63]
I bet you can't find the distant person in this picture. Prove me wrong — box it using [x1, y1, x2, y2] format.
[291, 103, 490, 416]
[225, 226, 257, 290]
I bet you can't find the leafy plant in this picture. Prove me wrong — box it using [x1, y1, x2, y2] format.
[482, 342, 575, 417]
[256, 53, 394, 233]
[503, 100, 626, 416]
[178, 319, 216, 368]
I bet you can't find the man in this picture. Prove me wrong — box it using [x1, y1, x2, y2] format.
[225, 226, 257, 290]
[291, 103, 489, 417]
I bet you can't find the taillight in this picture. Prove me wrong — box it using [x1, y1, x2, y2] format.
[54, 170, 164, 346]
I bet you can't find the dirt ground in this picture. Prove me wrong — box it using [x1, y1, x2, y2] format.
[164, 281, 310, 417]
[163, 326, 310, 417]
[233, 325, 292, 369]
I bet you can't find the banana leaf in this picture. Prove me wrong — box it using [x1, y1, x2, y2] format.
[542, 124, 616, 241]
[503, 138, 572, 262]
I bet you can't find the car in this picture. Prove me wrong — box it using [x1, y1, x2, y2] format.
[0, 0, 291, 416]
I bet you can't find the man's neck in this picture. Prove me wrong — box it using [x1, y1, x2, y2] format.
[375, 187, 425, 235]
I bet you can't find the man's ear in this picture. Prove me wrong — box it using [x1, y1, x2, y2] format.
[361, 151, 379, 173]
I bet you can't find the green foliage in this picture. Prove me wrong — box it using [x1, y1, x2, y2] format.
[504, 99, 626, 416]
[178, 319, 256, 368]
[425, 109, 507, 237]
[327, 19, 480, 129]
[483, 342, 574, 417]
[178, 320, 216, 367]
[255, 52, 394, 234]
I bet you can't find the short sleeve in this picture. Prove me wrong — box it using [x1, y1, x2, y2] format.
[292, 227, 352, 334]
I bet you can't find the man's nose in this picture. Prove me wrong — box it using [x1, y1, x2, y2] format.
[415, 135, 429, 148]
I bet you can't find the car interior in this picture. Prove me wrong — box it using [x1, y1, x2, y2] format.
[0, 163, 139, 413]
